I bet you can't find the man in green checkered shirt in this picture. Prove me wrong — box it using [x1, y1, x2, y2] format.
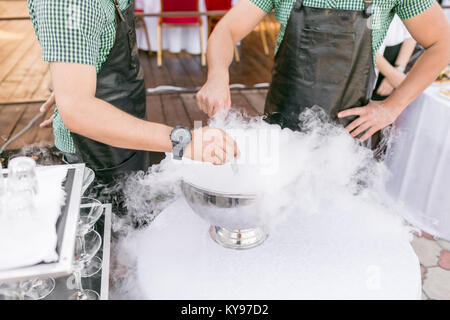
[197, 0, 450, 143]
[28, 0, 239, 179]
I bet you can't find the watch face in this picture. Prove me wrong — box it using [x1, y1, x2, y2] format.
[170, 127, 191, 145]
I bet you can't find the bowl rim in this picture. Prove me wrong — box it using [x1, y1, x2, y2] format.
[181, 180, 258, 199]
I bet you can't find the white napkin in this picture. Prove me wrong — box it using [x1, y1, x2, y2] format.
[0, 166, 68, 271]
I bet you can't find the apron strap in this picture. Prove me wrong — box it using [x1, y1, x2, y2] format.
[113, 0, 126, 22]
[293, 0, 303, 11]
[363, 0, 373, 18]
[294, 0, 373, 17]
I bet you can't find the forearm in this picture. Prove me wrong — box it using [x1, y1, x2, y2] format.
[376, 53, 406, 87]
[384, 39, 450, 114]
[395, 38, 417, 68]
[206, 23, 235, 81]
[205, 0, 267, 81]
[58, 96, 173, 152]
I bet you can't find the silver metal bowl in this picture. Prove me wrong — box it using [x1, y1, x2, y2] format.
[181, 180, 268, 250]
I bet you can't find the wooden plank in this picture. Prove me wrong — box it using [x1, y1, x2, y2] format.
[178, 51, 206, 87]
[31, 68, 51, 101]
[144, 50, 174, 87]
[0, 104, 27, 145]
[7, 103, 42, 150]
[164, 51, 195, 88]
[9, 45, 48, 101]
[0, 41, 43, 101]
[146, 94, 165, 124]
[160, 93, 191, 128]
[240, 89, 266, 115]
[179, 93, 208, 127]
[0, 20, 30, 64]
[230, 90, 259, 116]
[138, 50, 154, 89]
[32, 103, 54, 147]
[0, 27, 36, 83]
[0, 1, 28, 18]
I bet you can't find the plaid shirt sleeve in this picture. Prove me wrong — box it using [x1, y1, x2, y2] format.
[32, 0, 105, 66]
[250, 0, 275, 13]
[394, 0, 436, 20]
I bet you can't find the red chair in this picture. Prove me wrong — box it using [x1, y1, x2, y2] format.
[135, 8, 152, 56]
[157, 0, 205, 67]
[204, 0, 239, 62]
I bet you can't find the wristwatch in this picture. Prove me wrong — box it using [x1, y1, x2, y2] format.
[395, 64, 406, 73]
[170, 126, 192, 160]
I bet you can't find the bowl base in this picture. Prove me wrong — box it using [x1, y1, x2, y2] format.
[209, 226, 268, 250]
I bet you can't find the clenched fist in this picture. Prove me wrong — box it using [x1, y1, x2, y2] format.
[196, 75, 231, 117]
[184, 127, 239, 165]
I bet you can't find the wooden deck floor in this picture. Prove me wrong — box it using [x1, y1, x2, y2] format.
[0, 0, 278, 153]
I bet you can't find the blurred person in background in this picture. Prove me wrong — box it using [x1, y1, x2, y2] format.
[373, 15, 417, 100]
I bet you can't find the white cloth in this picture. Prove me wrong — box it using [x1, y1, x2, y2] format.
[386, 85, 450, 240]
[136, 198, 421, 299]
[0, 166, 67, 270]
[135, 0, 238, 54]
[378, 15, 412, 56]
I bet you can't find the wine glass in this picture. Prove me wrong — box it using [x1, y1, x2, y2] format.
[82, 167, 95, 196]
[5, 157, 38, 217]
[69, 230, 102, 300]
[20, 278, 55, 300]
[77, 197, 104, 277]
[0, 284, 21, 300]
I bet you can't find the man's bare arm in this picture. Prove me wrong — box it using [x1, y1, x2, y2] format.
[51, 62, 173, 152]
[339, 3, 450, 141]
[384, 3, 450, 113]
[196, 0, 267, 116]
[51, 62, 238, 164]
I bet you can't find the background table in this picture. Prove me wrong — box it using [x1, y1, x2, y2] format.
[135, 0, 238, 55]
[386, 85, 450, 241]
[135, 198, 421, 299]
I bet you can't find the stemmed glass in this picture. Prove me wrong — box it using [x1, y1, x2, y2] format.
[69, 229, 102, 300]
[77, 197, 104, 277]
[19, 278, 55, 300]
[0, 283, 21, 300]
[0, 278, 55, 300]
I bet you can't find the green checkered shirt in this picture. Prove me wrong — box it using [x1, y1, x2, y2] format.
[28, 0, 130, 154]
[252, 0, 435, 57]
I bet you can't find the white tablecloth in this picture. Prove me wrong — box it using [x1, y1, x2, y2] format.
[0, 166, 67, 270]
[386, 85, 450, 240]
[135, 198, 421, 299]
[135, 0, 238, 54]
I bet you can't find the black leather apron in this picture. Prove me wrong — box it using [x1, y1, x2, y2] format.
[70, 0, 150, 185]
[265, 0, 376, 131]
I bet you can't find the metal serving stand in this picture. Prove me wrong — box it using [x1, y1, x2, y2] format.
[43, 204, 112, 300]
[0, 164, 112, 300]
[0, 164, 85, 282]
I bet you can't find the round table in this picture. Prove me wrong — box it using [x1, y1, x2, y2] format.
[135, 198, 421, 299]
[386, 85, 450, 241]
[135, 0, 238, 55]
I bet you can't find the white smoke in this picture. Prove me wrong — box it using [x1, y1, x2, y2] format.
[110, 106, 411, 299]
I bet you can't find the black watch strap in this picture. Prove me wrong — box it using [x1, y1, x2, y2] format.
[170, 126, 192, 160]
[172, 141, 184, 160]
